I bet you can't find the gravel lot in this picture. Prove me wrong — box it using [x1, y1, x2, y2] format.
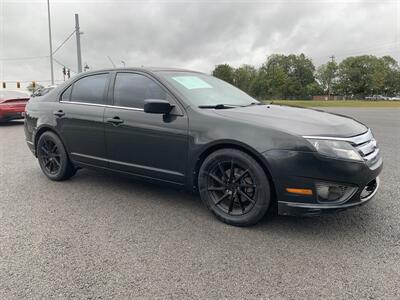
[1, 108, 399, 299]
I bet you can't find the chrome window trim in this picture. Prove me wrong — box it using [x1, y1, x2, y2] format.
[60, 100, 144, 111]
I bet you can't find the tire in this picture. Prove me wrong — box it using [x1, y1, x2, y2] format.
[36, 131, 76, 181]
[198, 148, 271, 227]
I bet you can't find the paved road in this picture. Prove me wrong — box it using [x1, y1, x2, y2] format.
[1, 108, 399, 299]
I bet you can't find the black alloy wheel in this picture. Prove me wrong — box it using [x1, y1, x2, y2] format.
[198, 148, 271, 226]
[38, 138, 61, 175]
[37, 131, 76, 181]
[207, 159, 257, 216]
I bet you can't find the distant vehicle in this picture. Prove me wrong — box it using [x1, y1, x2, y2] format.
[24, 68, 382, 226]
[0, 90, 30, 122]
[366, 95, 390, 101]
[389, 96, 400, 101]
[31, 86, 56, 97]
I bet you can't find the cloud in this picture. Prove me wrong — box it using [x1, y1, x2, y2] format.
[1, 0, 398, 88]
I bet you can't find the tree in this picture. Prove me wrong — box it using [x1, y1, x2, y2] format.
[234, 64, 257, 95]
[210, 54, 400, 100]
[212, 64, 235, 84]
[336, 55, 400, 97]
[316, 61, 338, 97]
[260, 53, 317, 99]
[26, 82, 44, 93]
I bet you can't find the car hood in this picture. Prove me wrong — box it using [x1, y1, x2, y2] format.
[214, 104, 368, 137]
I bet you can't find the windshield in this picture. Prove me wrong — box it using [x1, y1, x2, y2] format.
[158, 71, 258, 107]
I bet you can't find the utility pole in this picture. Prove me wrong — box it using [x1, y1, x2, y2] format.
[75, 14, 82, 73]
[47, 0, 54, 85]
[327, 55, 335, 100]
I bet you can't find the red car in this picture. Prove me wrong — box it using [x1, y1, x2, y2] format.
[0, 90, 30, 122]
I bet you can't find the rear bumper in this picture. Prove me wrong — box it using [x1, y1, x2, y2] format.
[263, 149, 383, 217]
[0, 112, 24, 121]
[0, 108, 25, 121]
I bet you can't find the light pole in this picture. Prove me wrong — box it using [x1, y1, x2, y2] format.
[75, 14, 82, 73]
[47, 0, 54, 85]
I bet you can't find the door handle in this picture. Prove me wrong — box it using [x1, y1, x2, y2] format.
[54, 110, 65, 117]
[106, 116, 124, 126]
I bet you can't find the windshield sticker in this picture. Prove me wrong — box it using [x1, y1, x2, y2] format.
[172, 76, 212, 90]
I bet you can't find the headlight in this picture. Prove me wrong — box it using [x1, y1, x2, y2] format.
[306, 139, 363, 161]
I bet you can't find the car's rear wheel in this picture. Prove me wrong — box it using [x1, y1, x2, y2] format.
[198, 148, 271, 226]
[37, 131, 76, 181]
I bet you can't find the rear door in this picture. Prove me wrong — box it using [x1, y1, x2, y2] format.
[104, 72, 188, 184]
[56, 72, 110, 167]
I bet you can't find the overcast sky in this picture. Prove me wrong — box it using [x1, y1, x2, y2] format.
[0, 0, 399, 87]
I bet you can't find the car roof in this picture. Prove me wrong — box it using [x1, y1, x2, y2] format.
[81, 67, 204, 75]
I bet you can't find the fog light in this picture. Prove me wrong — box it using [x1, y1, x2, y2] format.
[315, 182, 357, 204]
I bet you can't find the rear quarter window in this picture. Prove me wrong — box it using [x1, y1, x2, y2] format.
[60, 85, 72, 101]
[70, 73, 109, 104]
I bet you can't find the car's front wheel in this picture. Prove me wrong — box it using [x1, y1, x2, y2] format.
[198, 148, 271, 226]
[37, 131, 76, 181]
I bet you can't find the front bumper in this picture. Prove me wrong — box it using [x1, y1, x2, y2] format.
[278, 177, 380, 216]
[263, 149, 383, 217]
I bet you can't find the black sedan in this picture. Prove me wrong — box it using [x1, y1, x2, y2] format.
[24, 68, 382, 226]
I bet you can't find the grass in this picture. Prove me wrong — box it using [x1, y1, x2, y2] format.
[264, 100, 400, 108]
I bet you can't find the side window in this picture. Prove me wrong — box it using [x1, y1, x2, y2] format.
[71, 73, 108, 104]
[60, 85, 72, 101]
[114, 73, 167, 109]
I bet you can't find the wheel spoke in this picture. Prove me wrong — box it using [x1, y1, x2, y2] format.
[45, 140, 52, 151]
[41, 146, 49, 155]
[239, 183, 256, 188]
[208, 173, 226, 186]
[48, 161, 54, 172]
[53, 159, 61, 167]
[228, 159, 235, 183]
[237, 194, 245, 213]
[237, 189, 255, 204]
[233, 169, 249, 183]
[217, 162, 227, 182]
[215, 192, 230, 205]
[208, 186, 226, 192]
[228, 193, 235, 213]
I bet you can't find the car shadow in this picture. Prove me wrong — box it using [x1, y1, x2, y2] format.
[65, 168, 378, 238]
[0, 120, 24, 126]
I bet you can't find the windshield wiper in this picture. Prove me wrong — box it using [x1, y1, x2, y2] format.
[198, 104, 241, 109]
[242, 102, 264, 107]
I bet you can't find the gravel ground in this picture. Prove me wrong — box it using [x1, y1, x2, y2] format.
[0, 108, 399, 299]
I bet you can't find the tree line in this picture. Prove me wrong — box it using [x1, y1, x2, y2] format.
[211, 54, 400, 100]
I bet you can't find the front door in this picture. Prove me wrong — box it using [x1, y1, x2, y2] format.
[104, 72, 188, 184]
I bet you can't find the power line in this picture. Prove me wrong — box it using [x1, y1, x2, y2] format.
[0, 55, 48, 61]
[52, 57, 76, 74]
[52, 29, 76, 55]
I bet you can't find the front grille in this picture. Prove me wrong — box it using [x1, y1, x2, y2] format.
[346, 130, 380, 166]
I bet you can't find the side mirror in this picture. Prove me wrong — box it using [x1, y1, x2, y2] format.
[144, 99, 173, 114]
